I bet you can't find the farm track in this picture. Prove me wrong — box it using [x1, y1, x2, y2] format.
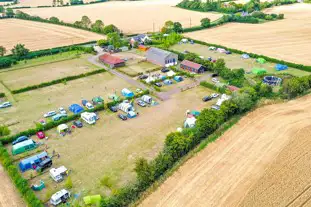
[140, 95, 311, 207]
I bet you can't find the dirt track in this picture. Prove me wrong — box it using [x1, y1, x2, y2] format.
[0, 165, 24, 207]
[140, 95, 311, 207]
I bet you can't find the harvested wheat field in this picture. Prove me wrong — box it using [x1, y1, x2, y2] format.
[140, 95, 311, 207]
[12, 0, 100, 7]
[0, 18, 104, 52]
[17, 0, 221, 34]
[0, 165, 24, 207]
[185, 4, 311, 65]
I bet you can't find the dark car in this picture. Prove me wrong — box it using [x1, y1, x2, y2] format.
[36, 157, 52, 172]
[202, 96, 212, 102]
[139, 74, 148, 80]
[161, 67, 170, 73]
[211, 73, 219, 77]
[225, 51, 232, 55]
[154, 82, 162, 87]
[73, 120, 83, 128]
[109, 106, 118, 113]
[12, 136, 29, 145]
[118, 114, 127, 121]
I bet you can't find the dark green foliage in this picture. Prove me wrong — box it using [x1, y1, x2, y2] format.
[173, 22, 183, 33]
[11, 44, 29, 59]
[200, 17, 211, 28]
[281, 75, 311, 99]
[200, 81, 228, 94]
[0, 125, 10, 136]
[0, 92, 4, 98]
[103, 24, 120, 35]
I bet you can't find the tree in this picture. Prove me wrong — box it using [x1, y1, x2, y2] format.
[6, 8, 14, 17]
[200, 17, 211, 28]
[195, 109, 224, 139]
[0, 46, 6, 56]
[81, 15, 91, 28]
[11, 44, 29, 58]
[97, 39, 108, 47]
[103, 24, 119, 35]
[107, 32, 121, 48]
[161, 20, 174, 34]
[49, 16, 60, 23]
[0, 125, 10, 136]
[232, 92, 255, 113]
[0, 6, 4, 13]
[91, 20, 105, 33]
[52, 0, 56, 6]
[173, 22, 183, 33]
[134, 158, 154, 189]
[59, 0, 64, 6]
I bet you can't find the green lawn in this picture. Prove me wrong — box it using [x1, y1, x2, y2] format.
[117, 61, 160, 77]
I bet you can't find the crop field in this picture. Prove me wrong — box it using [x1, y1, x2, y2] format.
[185, 4, 311, 65]
[0, 52, 101, 90]
[0, 72, 133, 134]
[17, 0, 222, 34]
[0, 19, 104, 52]
[11, 86, 216, 202]
[171, 43, 311, 77]
[140, 95, 311, 207]
[11, 0, 99, 7]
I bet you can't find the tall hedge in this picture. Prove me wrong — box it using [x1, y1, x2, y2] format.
[0, 92, 5, 98]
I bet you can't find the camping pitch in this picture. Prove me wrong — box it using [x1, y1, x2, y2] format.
[252, 68, 267, 75]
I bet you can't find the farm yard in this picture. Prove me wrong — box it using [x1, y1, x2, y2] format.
[185, 4, 311, 65]
[0, 19, 104, 53]
[170, 43, 311, 77]
[17, 0, 222, 34]
[140, 94, 311, 207]
[117, 61, 160, 77]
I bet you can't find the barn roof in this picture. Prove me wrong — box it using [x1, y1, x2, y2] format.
[147, 47, 172, 59]
[180, 60, 203, 70]
[99, 54, 125, 65]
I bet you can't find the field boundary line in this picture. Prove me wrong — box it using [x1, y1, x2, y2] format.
[0, 80, 16, 102]
[285, 184, 311, 207]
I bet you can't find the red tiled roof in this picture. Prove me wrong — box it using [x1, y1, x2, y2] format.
[227, 85, 240, 91]
[99, 53, 125, 65]
[180, 60, 202, 70]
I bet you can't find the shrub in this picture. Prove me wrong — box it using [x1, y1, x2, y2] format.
[65, 176, 73, 189]
[264, 14, 273, 20]
[0, 125, 10, 136]
[278, 13, 284, 19]
[0, 92, 5, 98]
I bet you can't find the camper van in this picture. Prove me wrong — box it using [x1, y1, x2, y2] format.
[50, 189, 70, 206]
[50, 166, 68, 182]
[12, 139, 37, 155]
[81, 112, 97, 125]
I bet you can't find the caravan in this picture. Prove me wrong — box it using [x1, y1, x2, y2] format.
[81, 112, 97, 125]
[50, 189, 70, 206]
[50, 166, 68, 182]
[118, 102, 134, 113]
[141, 95, 152, 104]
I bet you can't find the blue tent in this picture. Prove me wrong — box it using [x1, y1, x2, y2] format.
[19, 152, 48, 172]
[163, 79, 172, 85]
[241, 54, 250, 59]
[173, 76, 183, 82]
[275, 64, 288, 71]
[121, 88, 134, 98]
[69, 104, 84, 114]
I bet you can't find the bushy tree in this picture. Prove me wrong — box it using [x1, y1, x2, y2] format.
[107, 32, 121, 48]
[91, 20, 105, 33]
[81, 15, 91, 28]
[0, 6, 4, 13]
[161, 20, 174, 33]
[232, 92, 255, 113]
[173, 22, 183, 33]
[196, 109, 224, 139]
[0, 46, 6, 56]
[103, 24, 119, 35]
[134, 158, 154, 189]
[11, 44, 29, 58]
[49, 16, 60, 23]
[6, 8, 14, 17]
[97, 39, 108, 47]
[200, 17, 211, 28]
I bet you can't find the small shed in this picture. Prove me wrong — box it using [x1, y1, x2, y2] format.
[141, 95, 152, 104]
[275, 64, 288, 71]
[180, 60, 205, 74]
[256, 58, 266, 64]
[69, 104, 84, 114]
[99, 54, 125, 68]
[57, 124, 69, 134]
[19, 152, 48, 172]
[241, 54, 250, 59]
[173, 76, 183, 82]
[83, 195, 102, 205]
[121, 88, 134, 98]
[252, 68, 267, 75]
[12, 139, 37, 155]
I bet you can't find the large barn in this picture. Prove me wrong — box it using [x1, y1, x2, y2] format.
[180, 60, 205, 74]
[99, 54, 125, 68]
[146, 47, 178, 67]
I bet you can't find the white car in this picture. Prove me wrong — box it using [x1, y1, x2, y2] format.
[44, 111, 57, 118]
[85, 102, 94, 110]
[59, 107, 67, 114]
[0, 102, 12, 108]
[212, 78, 219, 83]
[211, 93, 219, 98]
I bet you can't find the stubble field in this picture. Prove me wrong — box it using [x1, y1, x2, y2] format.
[185, 4, 311, 65]
[0, 19, 104, 52]
[140, 95, 311, 207]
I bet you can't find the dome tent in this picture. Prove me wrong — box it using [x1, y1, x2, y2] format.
[256, 58, 266, 64]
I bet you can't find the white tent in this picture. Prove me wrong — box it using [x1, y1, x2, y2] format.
[166, 70, 176, 77]
[216, 94, 232, 106]
[217, 48, 226, 53]
[145, 76, 155, 83]
[141, 95, 152, 104]
[184, 117, 196, 128]
[118, 102, 134, 113]
[57, 124, 68, 134]
[181, 38, 188, 43]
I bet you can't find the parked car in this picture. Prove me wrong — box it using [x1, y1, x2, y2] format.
[137, 100, 147, 107]
[109, 106, 118, 113]
[52, 114, 67, 121]
[44, 111, 57, 118]
[59, 107, 67, 114]
[211, 93, 219, 98]
[161, 67, 170, 73]
[36, 157, 52, 172]
[202, 96, 212, 102]
[0, 102, 11, 109]
[81, 99, 88, 106]
[139, 74, 148, 80]
[154, 82, 162, 87]
[211, 73, 219, 77]
[226, 51, 232, 55]
[118, 114, 127, 121]
[12, 136, 28, 145]
[36, 131, 46, 139]
[85, 102, 94, 110]
[136, 88, 143, 94]
[212, 78, 219, 83]
[211, 105, 220, 110]
[73, 120, 83, 128]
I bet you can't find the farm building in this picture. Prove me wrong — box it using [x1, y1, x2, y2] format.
[19, 152, 49, 172]
[99, 54, 125, 68]
[69, 104, 84, 114]
[146, 47, 178, 67]
[12, 139, 37, 155]
[121, 88, 134, 98]
[130, 34, 151, 46]
[180, 60, 205, 74]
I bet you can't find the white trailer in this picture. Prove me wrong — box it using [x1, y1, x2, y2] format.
[118, 102, 134, 113]
[81, 112, 96, 125]
[50, 189, 70, 206]
[141, 95, 152, 104]
[50, 166, 68, 182]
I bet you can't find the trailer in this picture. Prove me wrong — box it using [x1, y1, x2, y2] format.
[50, 189, 70, 206]
[81, 112, 97, 125]
[118, 102, 134, 113]
[141, 95, 153, 104]
[50, 166, 68, 182]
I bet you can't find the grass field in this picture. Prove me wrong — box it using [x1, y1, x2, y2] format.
[117, 62, 160, 77]
[140, 95, 311, 207]
[0, 52, 101, 90]
[17, 0, 222, 34]
[0, 19, 104, 53]
[22, 86, 216, 202]
[184, 4, 311, 65]
[171, 43, 311, 77]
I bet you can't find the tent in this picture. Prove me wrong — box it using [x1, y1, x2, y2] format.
[163, 79, 173, 85]
[217, 48, 226, 53]
[118, 102, 134, 113]
[166, 71, 176, 77]
[208, 46, 216, 50]
[121, 88, 134, 98]
[145, 76, 155, 84]
[275, 64, 288, 71]
[184, 117, 196, 128]
[92, 96, 104, 105]
[69, 104, 84, 114]
[31, 180, 45, 191]
[19, 152, 48, 172]
[173, 76, 183, 82]
[141, 95, 152, 104]
[252, 68, 267, 75]
[256, 58, 266, 64]
[57, 124, 69, 134]
[241, 54, 250, 59]
[190, 110, 200, 117]
[83, 195, 101, 205]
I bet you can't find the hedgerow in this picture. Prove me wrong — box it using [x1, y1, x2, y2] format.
[0, 92, 5, 98]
